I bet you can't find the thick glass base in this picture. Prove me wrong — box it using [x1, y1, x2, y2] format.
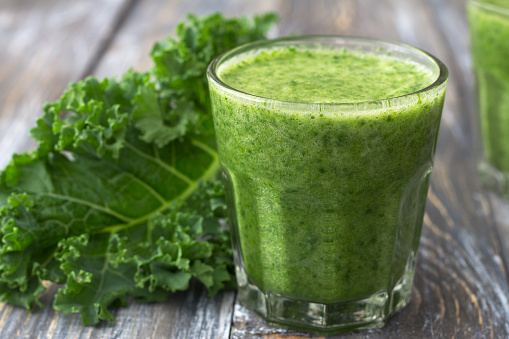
[235, 265, 414, 334]
[479, 161, 509, 199]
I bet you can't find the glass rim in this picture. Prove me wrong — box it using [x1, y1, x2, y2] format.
[207, 35, 449, 109]
[469, 0, 509, 15]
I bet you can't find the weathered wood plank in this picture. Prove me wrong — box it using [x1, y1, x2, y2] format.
[0, 0, 132, 167]
[0, 282, 235, 339]
[277, 0, 400, 40]
[92, 0, 280, 77]
[490, 194, 509, 273]
[230, 0, 509, 337]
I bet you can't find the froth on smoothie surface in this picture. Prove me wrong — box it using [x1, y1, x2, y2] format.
[217, 47, 437, 104]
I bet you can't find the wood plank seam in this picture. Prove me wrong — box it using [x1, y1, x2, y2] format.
[80, 0, 140, 78]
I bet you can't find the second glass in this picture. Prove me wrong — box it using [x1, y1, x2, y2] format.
[468, 0, 509, 197]
[207, 36, 448, 333]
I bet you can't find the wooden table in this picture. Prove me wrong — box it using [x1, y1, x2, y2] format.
[1, 0, 509, 338]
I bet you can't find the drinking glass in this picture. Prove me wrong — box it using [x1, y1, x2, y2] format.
[207, 36, 448, 333]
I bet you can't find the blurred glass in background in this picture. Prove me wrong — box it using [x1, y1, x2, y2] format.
[468, 0, 509, 198]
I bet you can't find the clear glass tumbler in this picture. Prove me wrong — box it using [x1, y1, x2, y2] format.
[207, 36, 448, 333]
[468, 0, 509, 197]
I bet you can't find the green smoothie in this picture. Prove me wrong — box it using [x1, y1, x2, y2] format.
[207, 37, 447, 331]
[468, 0, 509, 185]
[219, 48, 434, 103]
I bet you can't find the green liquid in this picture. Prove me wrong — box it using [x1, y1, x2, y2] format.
[210, 47, 445, 303]
[219, 48, 434, 103]
[468, 1, 509, 172]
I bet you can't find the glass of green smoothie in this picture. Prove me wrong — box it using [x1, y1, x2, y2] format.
[207, 36, 448, 333]
[468, 0, 509, 197]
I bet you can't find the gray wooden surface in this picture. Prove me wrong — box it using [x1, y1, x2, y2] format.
[1, 0, 509, 338]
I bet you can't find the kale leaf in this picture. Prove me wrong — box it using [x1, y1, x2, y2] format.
[0, 12, 278, 325]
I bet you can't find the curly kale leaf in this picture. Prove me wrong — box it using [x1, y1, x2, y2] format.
[151, 12, 278, 115]
[0, 12, 277, 325]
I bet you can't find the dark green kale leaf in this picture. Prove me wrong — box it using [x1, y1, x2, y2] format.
[0, 12, 277, 325]
[151, 12, 278, 116]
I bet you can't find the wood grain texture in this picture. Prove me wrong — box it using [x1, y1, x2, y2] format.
[0, 0, 132, 168]
[0, 282, 234, 339]
[92, 0, 280, 77]
[490, 193, 509, 271]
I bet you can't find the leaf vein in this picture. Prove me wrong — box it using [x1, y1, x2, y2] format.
[41, 193, 132, 223]
[124, 142, 193, 184]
